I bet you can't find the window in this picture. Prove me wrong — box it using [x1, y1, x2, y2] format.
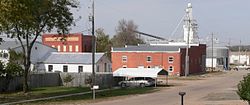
[48, 65, 53, 72]
[57, 45, 61, 52]
[3, 53, 9, 59]
[63, 65, 68, 72]
[147, 56, 152, 62]
[0, 52, 2, 58]
[78, 66, 83, 73]
[96, 65, 100, 72]
[108, 64, 111, 72]
[63, 45, 67, 52]
[168, 56, 174, 63]
[122, 65, 127, 68]
[122, 56, 127, 62]
[75, 45, 79, 52]
[104, 63, 107, 72]
[168, 66, 174, 72]
[69, 45, 72, 52]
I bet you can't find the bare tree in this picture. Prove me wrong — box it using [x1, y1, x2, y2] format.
[111, 19, 144, 47]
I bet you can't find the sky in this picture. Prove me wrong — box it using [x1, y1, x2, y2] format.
[70, 0, 250, 46]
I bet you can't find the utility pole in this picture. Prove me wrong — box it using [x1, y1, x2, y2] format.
[90, 0, 96, 100]
[239, 40, 241, 66]
[211, 33, 214, 71]
[185, 9, 191, 77]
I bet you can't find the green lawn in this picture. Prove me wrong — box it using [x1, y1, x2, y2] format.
[0, 86, 158, 105]
[0, 86, 90, 104]
[26, 87, 157, 104]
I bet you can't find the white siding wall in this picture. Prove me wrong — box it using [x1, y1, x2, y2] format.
[206, 58, 217, 67]
[230, 55, 250, 65]
[44, 64, 93, 73]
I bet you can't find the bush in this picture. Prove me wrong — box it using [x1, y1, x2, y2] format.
[237, 74, 250, 105]
[63, 74, 74, 87]
[0, 61, 23, 92]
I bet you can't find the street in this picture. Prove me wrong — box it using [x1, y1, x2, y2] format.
[88, 70, 249, 105]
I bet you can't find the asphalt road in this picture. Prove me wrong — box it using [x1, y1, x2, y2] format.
[89, 70, 249, 105]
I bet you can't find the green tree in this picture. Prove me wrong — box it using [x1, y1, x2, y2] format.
[237, 74, 250, 105]
[96, 28, 112, 59]
[0, 0, 78, 92]
[111, 19, 144, 47]
[8, 49, 23, 64]
[96, 28, 111, 52]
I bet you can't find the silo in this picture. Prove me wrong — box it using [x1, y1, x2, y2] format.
[206, 47, 229, 70]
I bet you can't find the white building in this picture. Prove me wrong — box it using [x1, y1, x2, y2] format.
[40, 52, 112, 73]
[229, 51, 250, 65]
[0, 41, 20, 64]
[206, 47, 229, 70]
[0, 41, 57, 71]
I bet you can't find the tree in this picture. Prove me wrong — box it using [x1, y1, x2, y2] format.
[96, 28, 112, 58]
[96, 28, 111, 52]
[8, 49, 23, 64]
[237, 74, 250, 105]
[0, 0, 78, 92]
[111, 19, 144, 47]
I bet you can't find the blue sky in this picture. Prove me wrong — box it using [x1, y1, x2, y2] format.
[71, 0, 250, 45]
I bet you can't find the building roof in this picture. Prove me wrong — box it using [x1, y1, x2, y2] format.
[42, 33, 92, 37]
[112, 45, 186, 52]
[0, 40, 55, 50]
[113, 68, 168, 78]
[42, 52, 105, 64]
[0, 41, 21, 50]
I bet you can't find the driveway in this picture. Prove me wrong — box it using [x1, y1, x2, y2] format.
[88, 70, 249, 105]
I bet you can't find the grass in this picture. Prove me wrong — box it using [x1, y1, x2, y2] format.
[0, 86, 90, 104]
[24, 87, 157, 104]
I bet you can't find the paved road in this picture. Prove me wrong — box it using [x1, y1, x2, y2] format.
[89, 70, 249, 105]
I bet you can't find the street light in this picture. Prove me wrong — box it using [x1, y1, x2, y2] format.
[179, 92, 186, 105]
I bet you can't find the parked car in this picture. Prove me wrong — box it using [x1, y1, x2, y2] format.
[232, 65, 250, 70]
[118, 77, 155, 88]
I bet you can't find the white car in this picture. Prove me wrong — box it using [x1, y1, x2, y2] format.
[118, 77, 155, 88]
[233, 65, 250, 70]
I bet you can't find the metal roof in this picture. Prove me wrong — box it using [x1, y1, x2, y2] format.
[0, 41, 55, 51]
[113, 68, 168, 78]
[0, 41, 21, 49]
[42, 52, 105, 64]
[112, 45, 186, 52]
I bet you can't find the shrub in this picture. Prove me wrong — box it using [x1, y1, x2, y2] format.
[63, 74, 74, 87]
[237, 74, 250, 105]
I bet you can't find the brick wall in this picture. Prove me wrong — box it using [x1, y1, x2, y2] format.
[42, 33, 92, 52]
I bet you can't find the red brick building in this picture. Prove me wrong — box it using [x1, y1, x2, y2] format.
[42, 33, 92, 52]
[111, 44, 206, 76]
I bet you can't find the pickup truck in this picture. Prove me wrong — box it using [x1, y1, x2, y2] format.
[233, 65, 250, 70]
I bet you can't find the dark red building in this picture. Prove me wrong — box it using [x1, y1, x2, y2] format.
[111, 43, 206, 76]
[42, 33, 92, 52]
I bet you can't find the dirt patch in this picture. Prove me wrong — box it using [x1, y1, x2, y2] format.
[202, 92, 240, 101]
